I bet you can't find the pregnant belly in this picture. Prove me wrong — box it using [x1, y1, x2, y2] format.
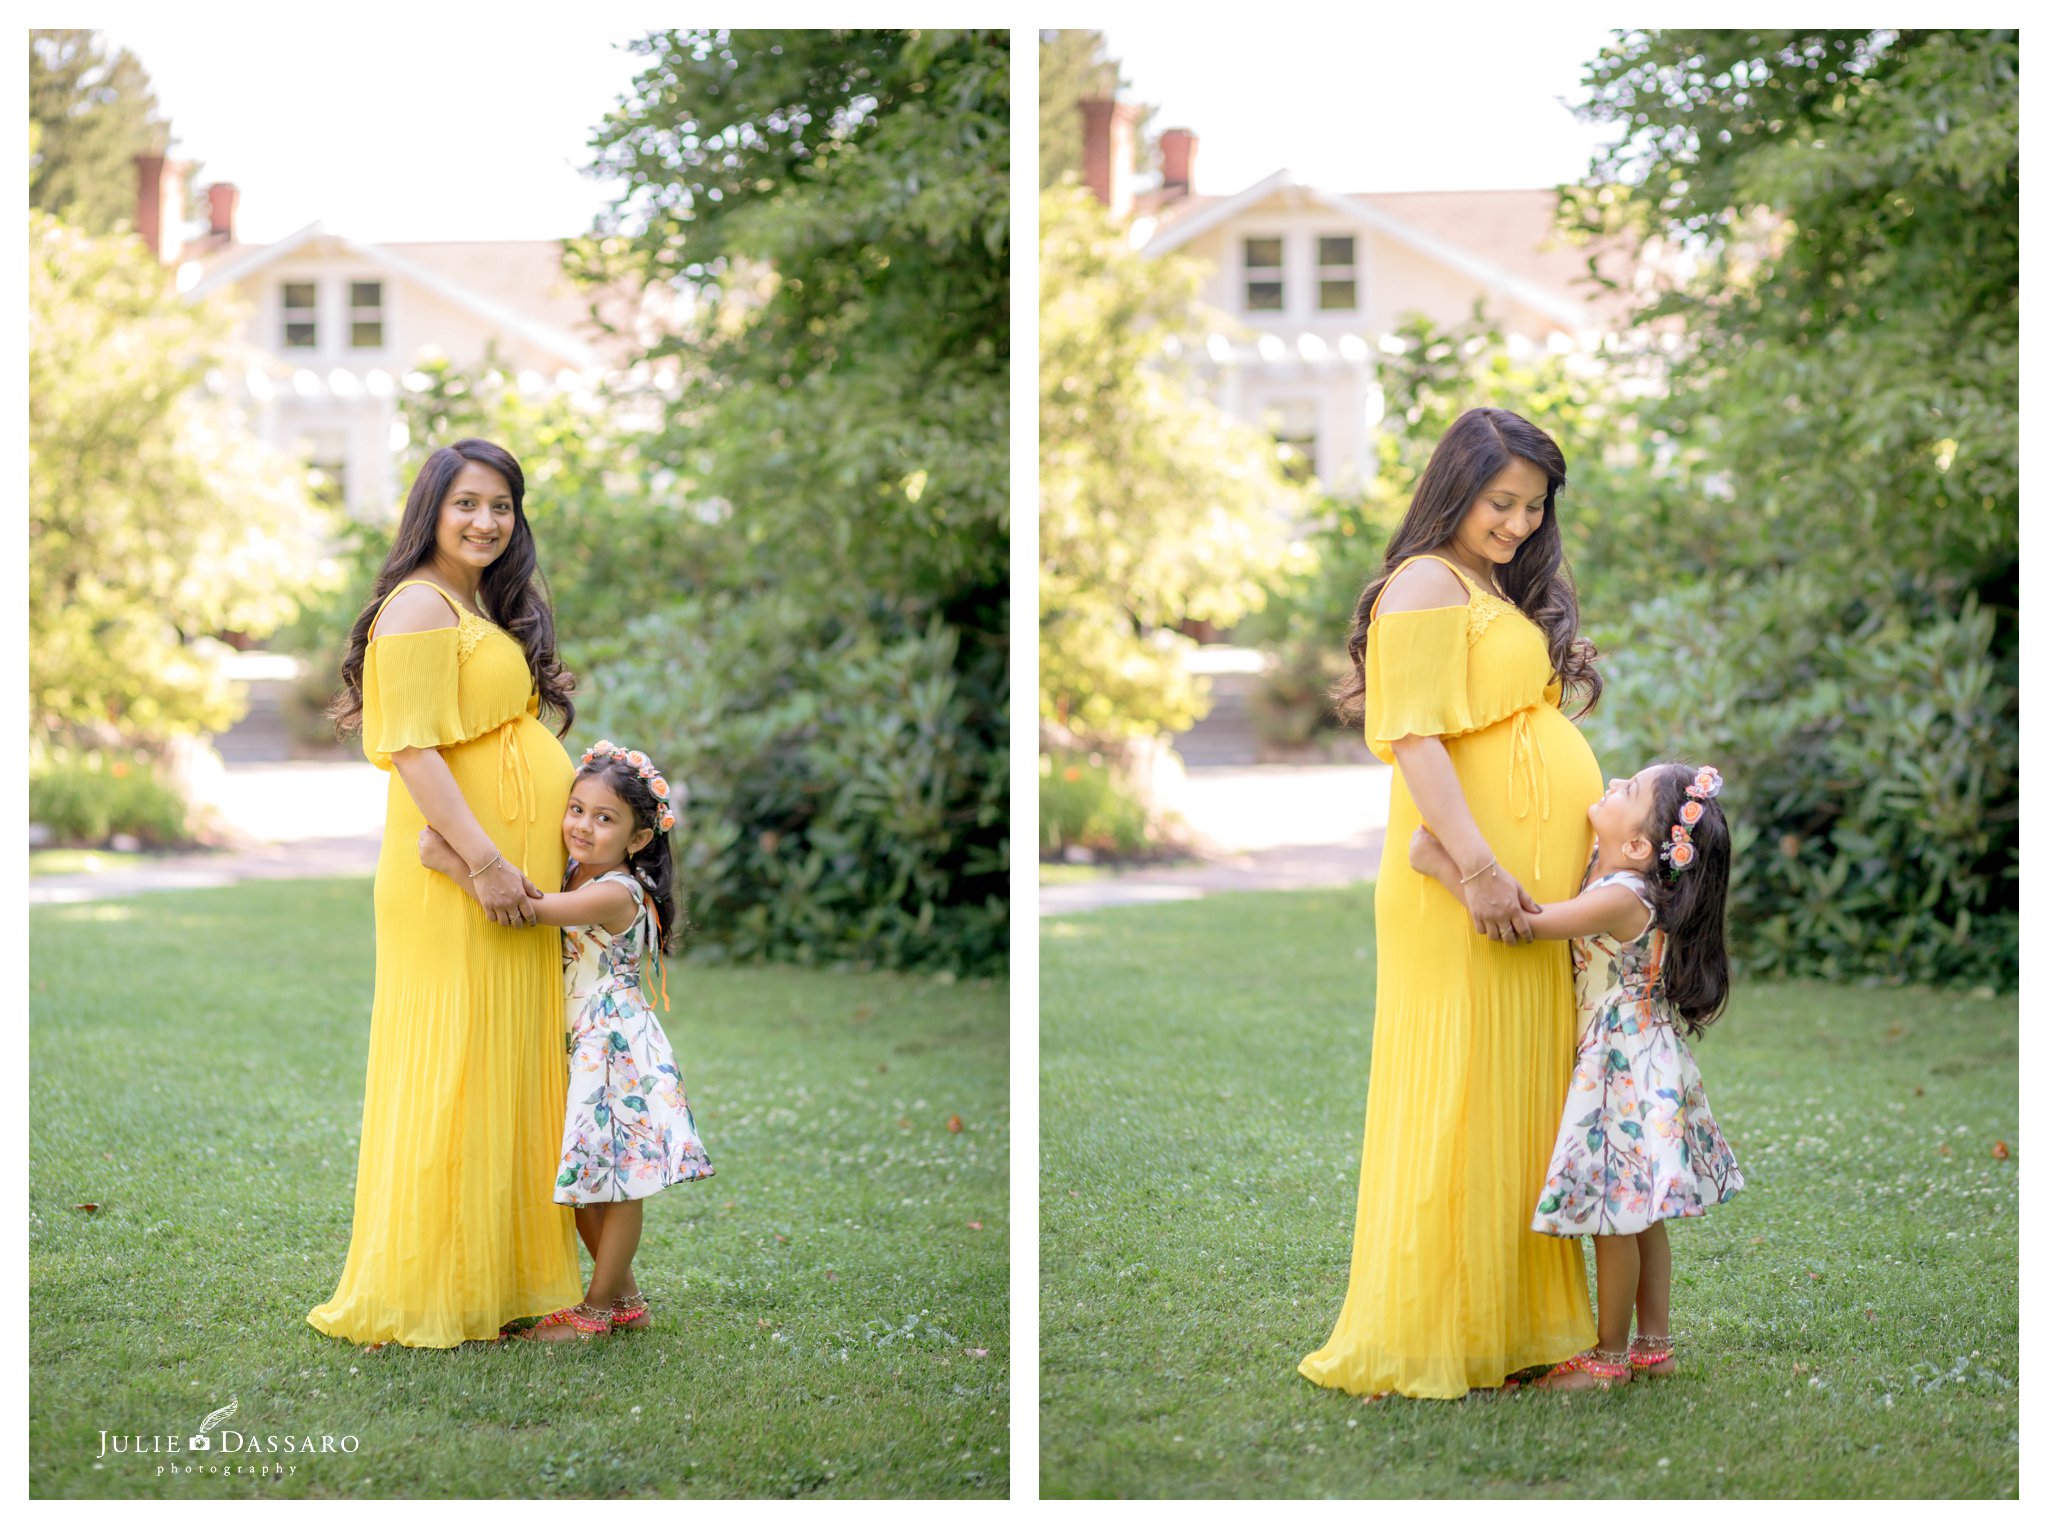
[1432, 705, 1602, 899]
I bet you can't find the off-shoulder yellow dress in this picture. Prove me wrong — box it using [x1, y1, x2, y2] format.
[1299, 554, 1600, 1397]
[308, 579, 583, 1347]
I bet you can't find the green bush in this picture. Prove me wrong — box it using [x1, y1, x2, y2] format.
[1582, 572, 2017, 989]
[29, 748, 189, 846]
[1039, 751, 1150, 858]
[573, 590, 1006, 977]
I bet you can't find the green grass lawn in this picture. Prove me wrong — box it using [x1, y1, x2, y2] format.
[31, 879, 1008, 1499]
[1041, 887, 2017, 1499]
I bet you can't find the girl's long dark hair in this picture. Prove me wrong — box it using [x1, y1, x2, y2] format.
[330, 439, 576, 738]
[1335, 407, 1601, 723]
[1643, 761, 1732, 1036]
[575, 756, 682, 956]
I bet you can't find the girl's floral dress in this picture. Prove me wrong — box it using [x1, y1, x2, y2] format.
[553, 867, 714, 1204]
[1531, 868, 1743, 1237]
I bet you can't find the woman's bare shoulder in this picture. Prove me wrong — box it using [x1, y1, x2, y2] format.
[371, 582, 461, 641]
[1376, 556, 1471, 616]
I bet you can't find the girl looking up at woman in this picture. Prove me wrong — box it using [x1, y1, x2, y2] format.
[1411, 761, 1745, 1388]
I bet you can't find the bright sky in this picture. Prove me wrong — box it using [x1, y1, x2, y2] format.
[100, 27, 651, 244]
[1100, 21, 1630, 195]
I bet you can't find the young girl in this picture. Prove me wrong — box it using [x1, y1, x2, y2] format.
[1411, 760, 1744, 1389]
[422, 739, 713, 1340]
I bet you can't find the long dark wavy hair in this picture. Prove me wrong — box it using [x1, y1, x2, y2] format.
[1641, 761, 1733, 1036]
[575, 755, 682, 955]
[1335, 407, 1601, 723]
[330, 439, 576, 738]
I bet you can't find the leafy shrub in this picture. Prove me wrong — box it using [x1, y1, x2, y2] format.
[29, 748, 189, 846]
[1039, 751, 1150, 858]
[1583, 573, 2016, 989]
[574, 591, 1006, 977]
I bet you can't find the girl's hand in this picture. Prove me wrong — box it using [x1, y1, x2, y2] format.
[473, 857, 541, 928]
[1462, 863, 1543, 945]
[417, 826, 466, 879]
[1408, 826, 1458, 885]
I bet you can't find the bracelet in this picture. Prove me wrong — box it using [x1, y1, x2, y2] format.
[1458, 856, 1498, 886]
[467, 852, 505, 880]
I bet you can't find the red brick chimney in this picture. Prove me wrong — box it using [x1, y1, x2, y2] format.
[1080, 97, 1141, 220]
[132, 153, 191, 264]
[1159, 128, 1198, 200]
[206, 182, 240, 246]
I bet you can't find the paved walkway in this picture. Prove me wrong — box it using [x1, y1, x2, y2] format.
[1040, 831, 1385, 916]
[1042, 762, 1394, 916]
[31, 759, 389, 905]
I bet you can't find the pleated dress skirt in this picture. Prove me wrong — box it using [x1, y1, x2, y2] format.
[308, 688, 585, 1347]
[1299, 701, 1603, 1398]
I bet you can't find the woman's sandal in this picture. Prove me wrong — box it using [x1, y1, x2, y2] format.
[1534, 1347, 1632, 1391]
[611, 1292, 651, 1332]
[523, 1302, 614, 1342]
[1629, 1333, 1677, 1376]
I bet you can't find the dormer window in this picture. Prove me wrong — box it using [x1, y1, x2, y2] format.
[1317, 236, 1358, 311]
[349, 281, 385, 349]
[1243, 237, 1284, 312]
[281, 282, 317, 349]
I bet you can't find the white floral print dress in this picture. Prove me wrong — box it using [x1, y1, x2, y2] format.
[553, 867, 714, 1204]
[1531, 868, 1743, 1237]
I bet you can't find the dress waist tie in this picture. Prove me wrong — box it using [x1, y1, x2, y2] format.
[496, 717, 538, 873]
[1506, 707, 1552, 884]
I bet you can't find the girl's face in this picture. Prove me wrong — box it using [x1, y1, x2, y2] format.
[1450, 457, 1548, 573]
[433, 461, 516, 576]
[563, 775, 653, 870]
[1588, 764, 1667, 861]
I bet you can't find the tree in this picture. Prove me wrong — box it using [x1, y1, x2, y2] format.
[1559, 30, 2018, 986]
[1039, 30, 1117, 187]
[29, 211, 326, 747]
[572, 29, 1008, 612]
[559, 30, 1010, 974]
[1039, 184, 1308, 743]
[1038, 30, 1154, 191]
[29, 30, 172, 235]
[1570, 29, 2017, 593]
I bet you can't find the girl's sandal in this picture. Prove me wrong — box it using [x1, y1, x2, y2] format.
[1629, 1334, 1677, 1377]
[1534, 1348, 1632, 1391]
[523, 1303, 614, 1342]
[611, 1292, 651, 1332]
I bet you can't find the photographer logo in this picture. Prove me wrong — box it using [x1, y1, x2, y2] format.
[97, 1394, 361, 1478]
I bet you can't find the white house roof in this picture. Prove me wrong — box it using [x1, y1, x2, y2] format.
[1142, 173, 1635, 330]
[188, 223, 615, 370]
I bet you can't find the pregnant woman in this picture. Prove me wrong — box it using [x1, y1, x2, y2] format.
[309, 438, 584, 1347]
[1299, 407, 1605, 1399]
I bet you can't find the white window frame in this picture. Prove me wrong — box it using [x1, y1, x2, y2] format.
[1242, 234, 1285, 314]
[347, 279, 386, 351]
[281, 280, 318, 350]
[1316, 234, 1359, 313]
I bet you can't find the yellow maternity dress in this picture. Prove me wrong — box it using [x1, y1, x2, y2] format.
[1299, 554, 1601, 1397]
[308, 580, 583, 1347]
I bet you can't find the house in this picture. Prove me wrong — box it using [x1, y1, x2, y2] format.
[133, 156, 668, 519]
[1078, 102, 1644, 489]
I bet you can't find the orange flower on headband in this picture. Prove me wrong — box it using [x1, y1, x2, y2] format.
[1667, 841, 1695, 870]
[1679, 800, 1704, 826]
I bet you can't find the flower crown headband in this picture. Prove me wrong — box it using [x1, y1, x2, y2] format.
[579, 740, 677, 832]
[1659, 765, 1722, 876]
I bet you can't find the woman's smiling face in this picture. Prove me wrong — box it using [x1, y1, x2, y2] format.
[1450, 456, 1548, 572]
[433, 461, 516, 574]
